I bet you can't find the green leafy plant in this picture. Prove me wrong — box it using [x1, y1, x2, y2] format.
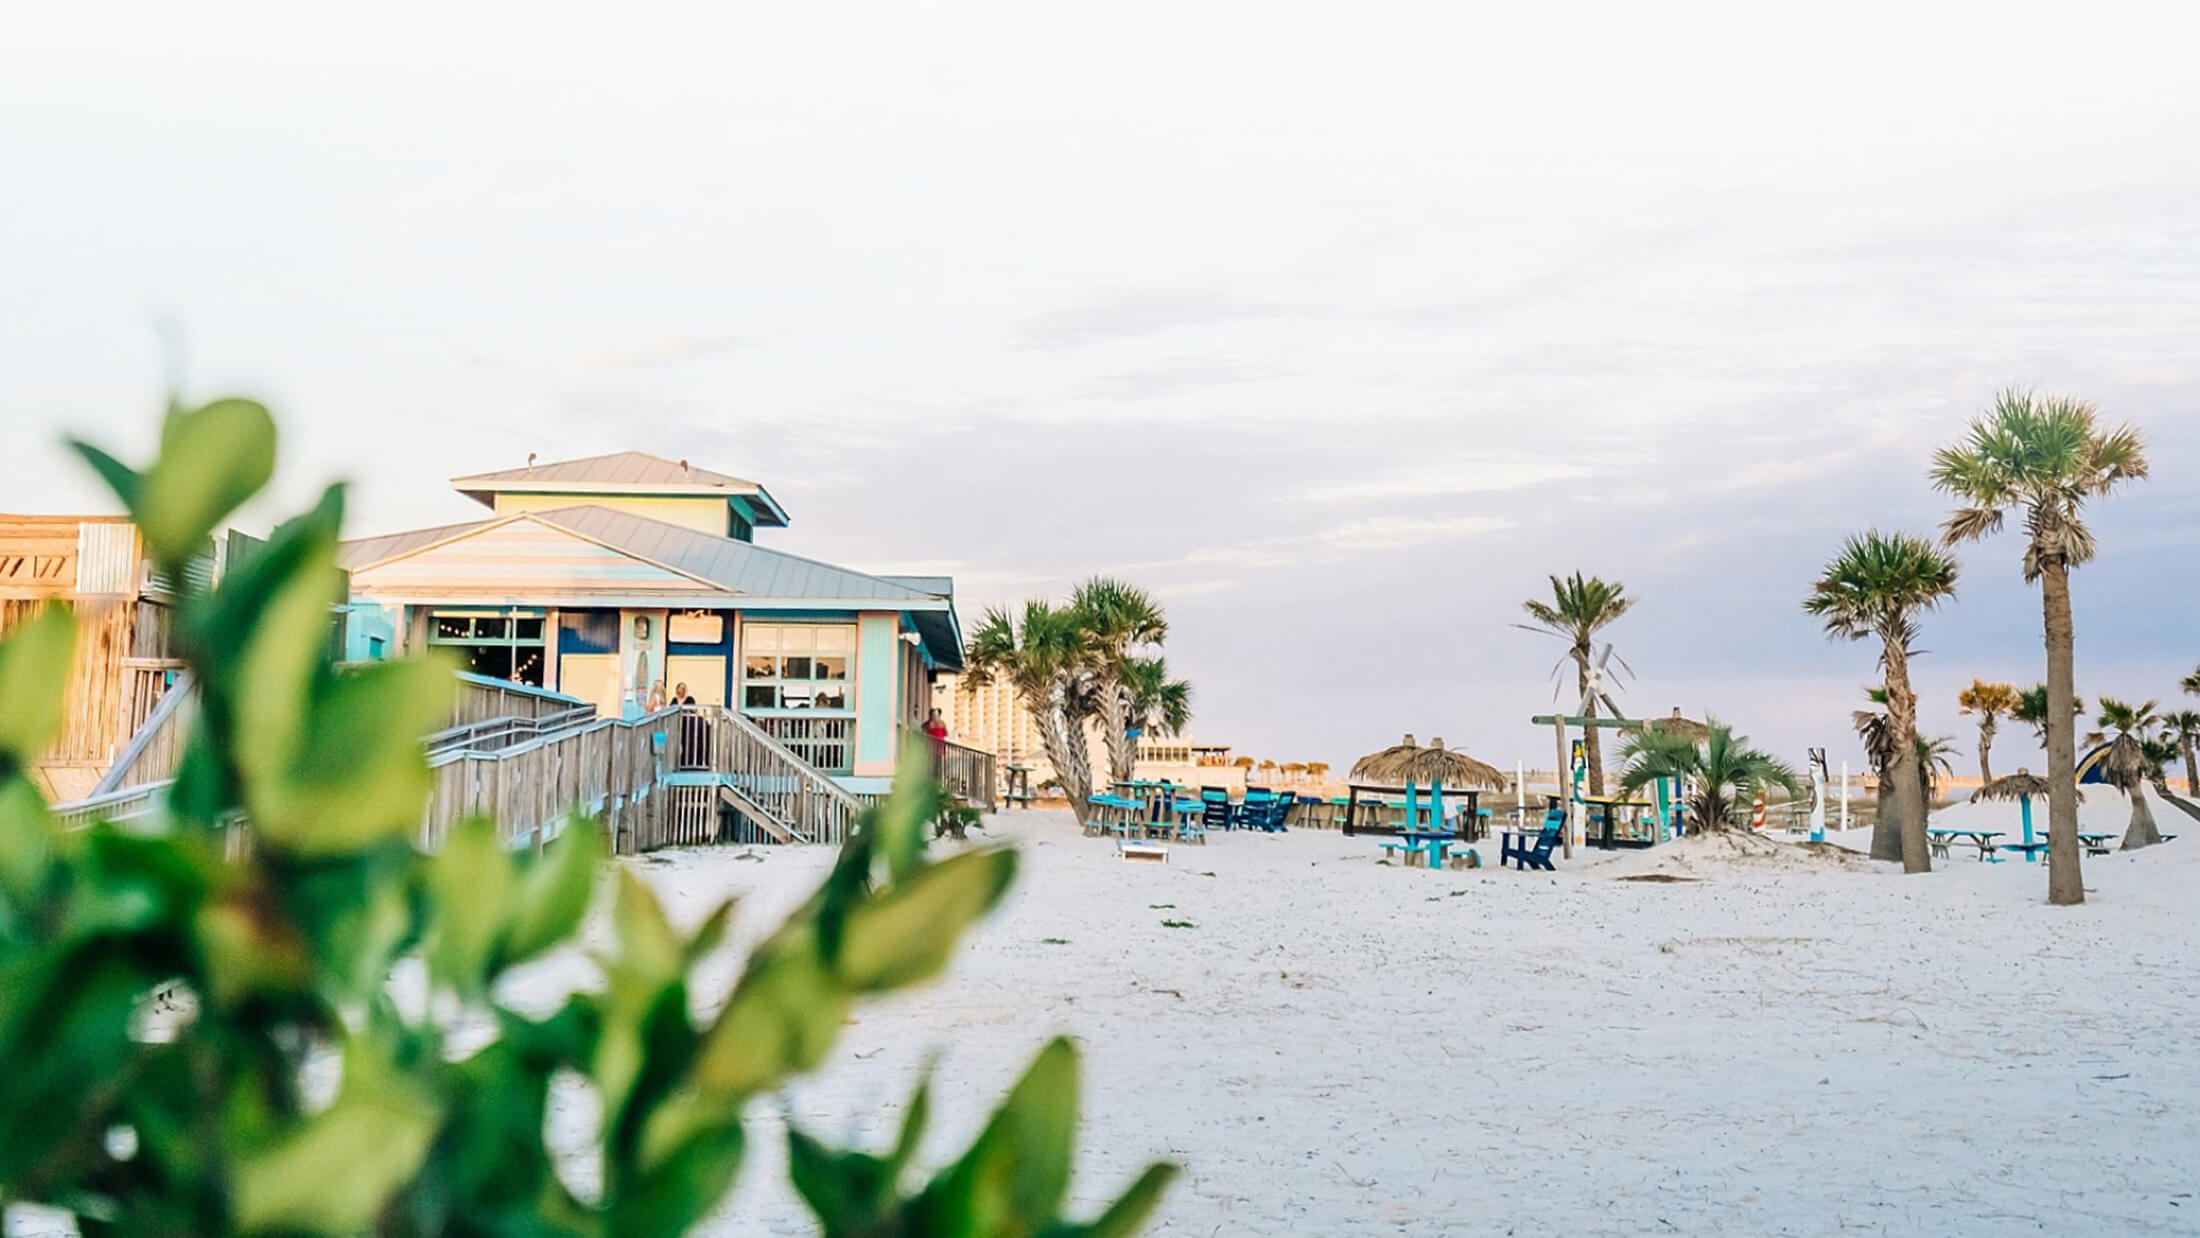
[0, 397, 1173, 1235]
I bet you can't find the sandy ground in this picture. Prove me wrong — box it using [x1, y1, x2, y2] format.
[608, 814, 2200, 1236]
[10, 815, 2195, 1237]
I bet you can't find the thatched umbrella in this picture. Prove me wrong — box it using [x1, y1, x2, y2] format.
[1973, 768, 2083, 847]
[1347, 736, 1507, 838]
[1349, 735, 1508, 790]
[1644, 709, 1709, 745]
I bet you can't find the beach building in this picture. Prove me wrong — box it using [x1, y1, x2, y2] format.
[337, 451, 963, 794]
[0, 516, 192, 800]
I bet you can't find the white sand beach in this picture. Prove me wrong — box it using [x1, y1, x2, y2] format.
[579, 814, 2200, 1237]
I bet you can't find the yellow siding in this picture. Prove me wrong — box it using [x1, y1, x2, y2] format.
[491, 494, 729, 535]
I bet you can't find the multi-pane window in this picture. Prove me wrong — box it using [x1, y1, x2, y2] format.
[741, 624, 853, 711]
[429, 610, 547, 685]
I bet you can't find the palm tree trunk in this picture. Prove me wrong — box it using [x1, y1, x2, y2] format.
[1882, 640, 1931, 874]
[1032, 707, 1087, 826]
[2041, 560, 2084, 905]
[2185, 737, 2197, 797]
[1977, 717, 1995, 787]
[2121, 787, 2161, 850]
[1871, 779, 1902, 861]
[1101, 681, 1136, 785]
[1577, 648, 1607, 797]
[1061, 710, 1096, 814]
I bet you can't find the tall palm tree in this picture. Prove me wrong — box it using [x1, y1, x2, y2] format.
[1955, 680, 2021, 786]
[1516, 571, 1634, 796]
[1617, 718, 1800, 832]
[1852, 688, 1903, 860]
[1805, 530, 1959, 873]
[2012, 683, 2085, 746]
[2183, 665, 2200, 699]
[1932, 389, 2148, 905]
[964, 600, 1097, 822]
[2161, 710, 2200, 797]
[1069, 578, 1168, 786]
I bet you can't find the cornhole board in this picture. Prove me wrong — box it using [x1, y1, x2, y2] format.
[1116, 841, 1170, 864]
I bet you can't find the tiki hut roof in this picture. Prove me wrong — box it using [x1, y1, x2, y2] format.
[1644, 709, 1709, 744]
[1975, 769, 2057, 802]
[1349, 735, 1508, 791]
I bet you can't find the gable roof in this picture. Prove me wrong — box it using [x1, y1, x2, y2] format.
[340, 505, 948, 608]
[450, 451, 790, 527]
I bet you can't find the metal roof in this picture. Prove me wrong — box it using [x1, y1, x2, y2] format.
[448, 451, 790, 527]
[336, 517, 497, 571]
[340, 505, 949, 607]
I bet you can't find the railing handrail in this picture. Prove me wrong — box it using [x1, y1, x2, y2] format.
[694, 705, 865, 815]
[91, 672, 195, 797]
[424, 704, 604, 758]
[451, 671, 590, 709]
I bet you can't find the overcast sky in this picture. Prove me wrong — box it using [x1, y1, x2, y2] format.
[7, 1, 2199, 777]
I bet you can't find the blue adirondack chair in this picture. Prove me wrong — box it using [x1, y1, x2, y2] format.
[1200, 787, 1235, 832]
[1501, 806, 1565, 872]
[1237, 787, 1274, 831]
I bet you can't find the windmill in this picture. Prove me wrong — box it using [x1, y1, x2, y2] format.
[1565, 641, 1633, 721]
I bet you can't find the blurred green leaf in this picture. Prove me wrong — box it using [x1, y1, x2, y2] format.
[693, 932, 852, 1097]
[428, 816, 516, 994]
[264, 657, 456, 855]
[1046, 1163, 1178, 1238]
[233, 1049, 442, 1234]
[68, 442, 141, 513]
[0, 776, 60, 912]
[129, 398, 276, 568]
[922, 1037, 1080, 1231]
[504, 820, 605, 968]
[835, 849, 1017, 991]
[0, 605, 76, 770]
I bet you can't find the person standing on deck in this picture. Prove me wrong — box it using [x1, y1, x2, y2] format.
[922, 707, 950, 778]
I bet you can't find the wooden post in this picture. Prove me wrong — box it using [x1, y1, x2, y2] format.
[1553, 715, 1573, 858]
[1343, 784, 1360, 837]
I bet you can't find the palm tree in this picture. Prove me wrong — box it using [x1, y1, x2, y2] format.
[1617, 718, 1800, 832]
[2090, 697, 2167, 850]
[1917, 735, 1960, 809]
[2012, 683, 2085, 746]
[964, 600, 1098, 823]
[2183, 665, 2200, 698]
[1121, 654, 1192, 749]
[1932, 389, 2148, 905]
[1516, 572, 1634, 796]
[1804, 530, 1959, 873]
[1852, 688, 1902, 860]
[1069, 578, 1168, 786]
[2086, 697, 2161, 748]
[1956, 680, 2021, 786]
[2161, 710, 2200, 797]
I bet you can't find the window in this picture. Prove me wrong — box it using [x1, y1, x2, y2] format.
[740, 623, 855, 711]
[429, 609, 548, 686]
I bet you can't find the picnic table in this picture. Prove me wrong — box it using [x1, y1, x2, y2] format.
[1379, 829, 1456, 870]
[1926, 828, 2003, 861]
[2078, 832, 2116, 857]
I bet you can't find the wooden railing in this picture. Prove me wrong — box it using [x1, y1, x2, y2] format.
[450, 673, 592, 725]
[664, 707, 868, 847]
[54, 702, 870, 856]
[745, 714, 854, 774]
[90, 673, 196, 796]
[940, 738, 998, 812]
[118, 658, 186, 747]
[422, 709, 669, 853]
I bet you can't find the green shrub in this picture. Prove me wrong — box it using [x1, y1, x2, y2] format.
[0, 398, 1172, 1236]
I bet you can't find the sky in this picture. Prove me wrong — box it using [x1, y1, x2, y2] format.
[6, 1, 2200, 779]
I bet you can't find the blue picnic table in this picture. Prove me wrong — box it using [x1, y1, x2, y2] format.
[1926, 828, 2003, 861]
[1379, 829, 1457, 870]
